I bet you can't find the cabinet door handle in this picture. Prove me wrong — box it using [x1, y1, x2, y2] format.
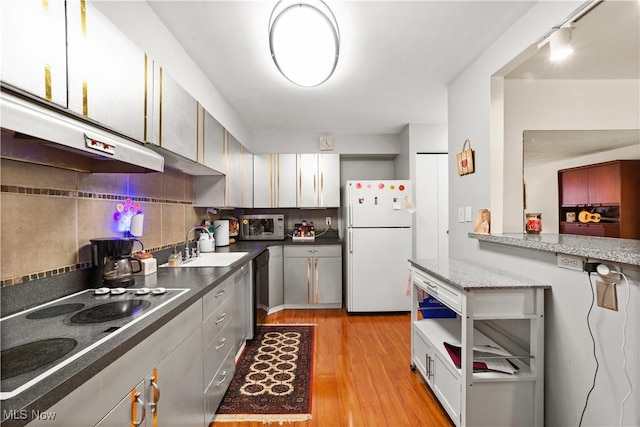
[307, 258, 312, 304]
[423, 280, 438, 295]
[315, 258, 320, 304]
[215, 312, 227, 325]
[216, 371, 228, 387]
[215, 289, 226, 298]
[148, 375, 160, 413]
[215, 337, 227, 350]
[131, 391, 146, 426]
[426, 355, 434, 379]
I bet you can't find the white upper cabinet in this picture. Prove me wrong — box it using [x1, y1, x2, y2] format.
[201, 108, 225, 173]
[253, 154, 297, 208]
[225, 132, 253, 208]
[297, 153, 340, 208]
[66, 0, 149, 141]
[150, 64, 198, 161]
[1, 0, 67, 107]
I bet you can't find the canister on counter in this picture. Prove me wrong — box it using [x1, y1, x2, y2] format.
[525, 212, 542, 233]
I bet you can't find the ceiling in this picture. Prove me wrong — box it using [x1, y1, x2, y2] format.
[146, 1, 538, 135]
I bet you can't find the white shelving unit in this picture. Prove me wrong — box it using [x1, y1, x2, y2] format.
[410, 259, 548, 427]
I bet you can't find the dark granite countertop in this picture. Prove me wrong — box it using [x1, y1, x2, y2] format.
[0, 236, 341, 425]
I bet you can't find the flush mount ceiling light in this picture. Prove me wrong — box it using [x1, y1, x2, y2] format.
[269, 0, 340, 87]
[549, 26, 574, 61]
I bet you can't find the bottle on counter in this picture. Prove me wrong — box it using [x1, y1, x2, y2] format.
[168, 247, 182, 267]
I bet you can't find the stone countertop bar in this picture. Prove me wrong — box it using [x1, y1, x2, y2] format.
[469, 233, 640, 266]
[409, 258, 549, 291]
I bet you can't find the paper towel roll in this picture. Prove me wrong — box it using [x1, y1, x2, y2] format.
[130, 213, 144, 237]
[213, 220, 229, 246]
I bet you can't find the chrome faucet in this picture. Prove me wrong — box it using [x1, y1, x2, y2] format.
[184, 226, 213, 261]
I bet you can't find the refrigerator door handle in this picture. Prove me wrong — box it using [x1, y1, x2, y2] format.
[349, 229, 353, 254]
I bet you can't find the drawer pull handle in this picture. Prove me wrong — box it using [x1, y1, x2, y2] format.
[149, 376, 160, 413]
[423, 280, 438, 294]
[215, 313, 227, 325]
[215, 289, 226, 298]
[216, 371, 227, 386]
[215, 338, 227, 350]
[131, 391, 146, 426]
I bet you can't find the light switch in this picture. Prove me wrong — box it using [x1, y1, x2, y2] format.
[465, 206, 472, 222]
[458, 207, 465, 223]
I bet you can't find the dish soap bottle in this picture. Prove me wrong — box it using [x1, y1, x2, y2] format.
[168, 247, 182, 267]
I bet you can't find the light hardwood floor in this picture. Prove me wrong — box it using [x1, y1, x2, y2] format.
[213, 309, 454, 427]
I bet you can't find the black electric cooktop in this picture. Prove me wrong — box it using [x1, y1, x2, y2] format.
[0, 287, 189, 400]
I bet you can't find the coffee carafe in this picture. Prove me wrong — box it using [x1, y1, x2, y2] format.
[90, 238, 143, 287]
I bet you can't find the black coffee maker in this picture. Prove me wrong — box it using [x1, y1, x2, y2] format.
[90, 238, 143, 287]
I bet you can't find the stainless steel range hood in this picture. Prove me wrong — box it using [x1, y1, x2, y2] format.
[1, 89, 164, 173]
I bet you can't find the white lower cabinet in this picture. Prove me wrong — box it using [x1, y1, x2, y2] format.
[410, 263, 546, 427]
[283, 245, 341, 308]
[96, 327, 204, 427]
[201, 261, 251, 424]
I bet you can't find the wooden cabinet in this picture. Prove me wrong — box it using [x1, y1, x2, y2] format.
[410, 261, 547, 427]
[66, 0, 150, 142]
[253, 154, 298, 207]
[1, 0, 67, 107]
[297, 154, 340, 208]
[558, 168, 588, 206]
[284, 245, 342, 308]
[558, 160, 640, 239]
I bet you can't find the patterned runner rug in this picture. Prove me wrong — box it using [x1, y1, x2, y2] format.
[214, 324, 315, 423]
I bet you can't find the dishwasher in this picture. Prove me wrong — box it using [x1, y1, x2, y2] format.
[253, 249, 270, 336]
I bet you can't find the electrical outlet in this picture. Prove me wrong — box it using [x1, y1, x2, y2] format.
[557, 254, 584, 271]
[325, 217, 331, 226]
[596, 280, 618, 311]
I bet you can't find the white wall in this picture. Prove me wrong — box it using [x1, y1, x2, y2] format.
[449, 1, 639, 425]
[503, 79, 640, 233]
[340, 159, 395, 186]
[251, 132, 399, 155]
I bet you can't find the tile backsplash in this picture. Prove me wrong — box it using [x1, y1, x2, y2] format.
[0, 159, 201, 287]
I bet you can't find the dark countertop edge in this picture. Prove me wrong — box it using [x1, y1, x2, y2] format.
[1, 237, 342, 425]
[468, 233, 640, 266]
[409, 258, 550, 291]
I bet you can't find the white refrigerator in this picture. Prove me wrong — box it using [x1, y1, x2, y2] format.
[343, 180, 413, 312]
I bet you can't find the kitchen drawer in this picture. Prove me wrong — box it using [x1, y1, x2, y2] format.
[284, 244, 341, 258]
[413, 268, 461, 313]
[203, 322, 233, 385]
[203, 277, 233, 319]
[203, 297, 232, 350]
[204, 348, 236, 423]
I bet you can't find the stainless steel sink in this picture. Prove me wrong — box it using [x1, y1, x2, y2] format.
[160, 252, 249, 268]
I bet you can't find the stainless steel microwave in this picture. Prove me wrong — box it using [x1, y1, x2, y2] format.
[239, 214, 286, 240]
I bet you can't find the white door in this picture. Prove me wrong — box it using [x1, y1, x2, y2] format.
[347, 180, 412, 227]
[416, 154, 449, 259]
[347, 227, 412, 312]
